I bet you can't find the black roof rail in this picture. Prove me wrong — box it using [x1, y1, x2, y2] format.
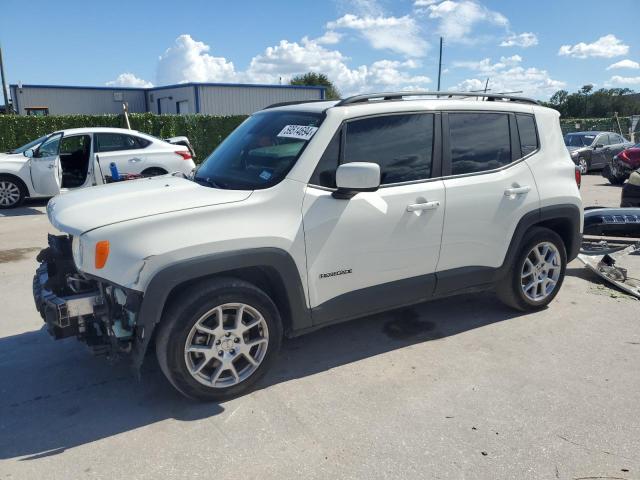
[262, 99, 332, 110]
[335, 91, 539, 107]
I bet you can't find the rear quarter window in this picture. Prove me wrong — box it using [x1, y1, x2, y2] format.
[516, 114, 539, 157]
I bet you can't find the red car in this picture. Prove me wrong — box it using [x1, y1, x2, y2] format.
[603, 143, 640, 185]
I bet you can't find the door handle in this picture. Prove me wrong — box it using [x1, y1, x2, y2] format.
[48, 163, 55, 169]
[128, 157, 143, 163]
[407, 201, 440, 212]
[504, 186, 531, 196]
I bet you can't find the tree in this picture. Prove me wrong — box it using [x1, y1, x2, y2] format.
[290, 72, 341, 100]
[549, 89, 568, 107]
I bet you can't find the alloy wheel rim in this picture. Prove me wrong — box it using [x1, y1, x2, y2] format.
[578, 159, 587, 174]
[521, 242, 562, 302]
[184, 303, 269, 388]
[0, 181, 20, 206]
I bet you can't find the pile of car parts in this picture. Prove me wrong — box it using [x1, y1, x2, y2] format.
[579, 207, 640, 299]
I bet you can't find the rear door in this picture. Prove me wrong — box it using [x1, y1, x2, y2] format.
[608, 133, 627, 159]
[436, 111, 540, 294]
[95, 132, 149, 175]
[30, 132, 62, 196]
[302, 113, 445, 323]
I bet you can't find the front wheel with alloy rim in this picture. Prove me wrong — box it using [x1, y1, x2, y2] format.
[496, 227, 567, 311]
[577, 157, 588, 174]
[0, 176, 25, 209]
[155, 277, 282, 401]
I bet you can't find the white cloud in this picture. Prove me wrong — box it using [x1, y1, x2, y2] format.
[150, 34, 430, 96]
[106, 73, 153, 88]
[326, 14, 428, 57]
[413, 0, 438, 5]
[450, 56, 565, 98]
[606, 75, 640, 86]
[500, 32, 538, 48]
[156, 34, 238, 85]
[558, 34, 629, 59]
[247, 37, 430, 94]
[453, 55, 521, 73]
[425, 0, 508, 42]
[315, 31, 342, 45]
[606, 59, 640, 70]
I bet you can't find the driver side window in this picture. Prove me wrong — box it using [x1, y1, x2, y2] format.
[36, 134, 61, 158]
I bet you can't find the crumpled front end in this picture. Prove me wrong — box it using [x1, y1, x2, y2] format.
[33, 234, 142, 357]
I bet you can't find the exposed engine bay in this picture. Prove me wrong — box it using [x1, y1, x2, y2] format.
[33, 234, 141, 356]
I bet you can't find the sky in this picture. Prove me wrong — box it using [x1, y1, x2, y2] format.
[2, 0, 639, 100]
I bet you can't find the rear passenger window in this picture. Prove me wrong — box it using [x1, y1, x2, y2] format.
[516, 114, 538, 157]
[96, 133, 140, 152]
[343, 114, 434, 184]
[449, 113, 511, 175]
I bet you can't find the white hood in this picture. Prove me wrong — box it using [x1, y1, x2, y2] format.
[47, 175, 252, 235]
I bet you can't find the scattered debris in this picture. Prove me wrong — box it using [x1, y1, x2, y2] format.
[578, 243, 640, 299]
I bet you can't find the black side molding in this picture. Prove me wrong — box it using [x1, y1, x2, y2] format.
[131, 248, 311, 370]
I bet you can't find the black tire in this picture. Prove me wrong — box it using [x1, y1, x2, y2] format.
[141, 168, 168, 177]
[0, 175, 26, 209]
[496, 227, 567, 311]
[155, 277, 283, 401]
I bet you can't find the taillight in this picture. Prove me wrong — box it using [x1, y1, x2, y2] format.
[175, 150, 192, 160]
[619, 150, 629, 163]
[575, 166, 581, 189]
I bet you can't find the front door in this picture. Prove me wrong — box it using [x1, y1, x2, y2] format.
[591, 134, 610, 169]
[437, 112, 540, 285]
[30, 132, 62, 196]
[302, 113, 445, 324]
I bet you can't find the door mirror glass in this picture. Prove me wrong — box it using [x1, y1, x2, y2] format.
[333, 162, 380, 199]
[594, 143, 604, 149]
[23, 148, 34, 158]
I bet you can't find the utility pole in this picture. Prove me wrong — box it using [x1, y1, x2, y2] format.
[484, 77, 490, 93]
[0, 44, 10, 114]
[437, 37, 443, 91]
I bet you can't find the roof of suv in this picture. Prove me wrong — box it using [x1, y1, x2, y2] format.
[264, 91, 540, 114]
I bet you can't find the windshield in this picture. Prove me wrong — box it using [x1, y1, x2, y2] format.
[194, 110, 323, 190]
[9, 135, 48, 154]
[564, 134, 595, 147]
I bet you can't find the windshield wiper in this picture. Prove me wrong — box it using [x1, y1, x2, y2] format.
[194, 176, 227, 189]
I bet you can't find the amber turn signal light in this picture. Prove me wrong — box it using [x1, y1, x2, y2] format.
[95, 240, 110, 269]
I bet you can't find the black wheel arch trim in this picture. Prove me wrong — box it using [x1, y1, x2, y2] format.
[499, 203, 582, 270]
[131, 247, 311, 370]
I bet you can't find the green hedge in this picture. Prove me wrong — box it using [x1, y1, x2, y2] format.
[1, 113, 635, 160]
[0, 113, 247, 162]
[559, 117, 634, 137]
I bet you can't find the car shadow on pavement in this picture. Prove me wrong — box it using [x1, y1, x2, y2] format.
[0, 199, 48, 217]
[0, 292, 523, 461]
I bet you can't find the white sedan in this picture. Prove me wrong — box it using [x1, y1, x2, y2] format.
[0, 127, 196, 208]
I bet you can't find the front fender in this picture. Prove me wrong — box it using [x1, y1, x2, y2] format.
[131, 247, 311, 370]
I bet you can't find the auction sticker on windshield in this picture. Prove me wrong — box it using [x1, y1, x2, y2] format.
[277, 125, 318, 141]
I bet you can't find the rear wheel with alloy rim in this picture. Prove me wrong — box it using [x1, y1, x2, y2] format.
[497, 227, 567, 311]
[156, 277, 282, 401]
[0, 176, 25, 209]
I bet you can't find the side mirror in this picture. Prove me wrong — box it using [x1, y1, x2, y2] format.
[23, 148, 34, 158]
[333, 162, 380, 199]
[594, 144, 604, 149]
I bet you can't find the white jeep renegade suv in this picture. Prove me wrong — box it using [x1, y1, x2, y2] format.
[33, 92, 583, 401]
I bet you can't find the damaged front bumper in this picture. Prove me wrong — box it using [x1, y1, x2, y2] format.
[33, 234, 142, 357]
